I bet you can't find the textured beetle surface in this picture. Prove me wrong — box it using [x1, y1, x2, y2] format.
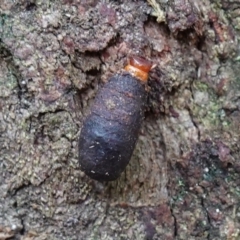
[79, 74, 147, 181]
[79, 56, 153, 181]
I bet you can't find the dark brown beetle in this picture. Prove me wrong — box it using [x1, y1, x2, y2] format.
[78, 56, 153, 181]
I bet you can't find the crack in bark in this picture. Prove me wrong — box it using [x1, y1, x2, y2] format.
[170, 206, 178, 237]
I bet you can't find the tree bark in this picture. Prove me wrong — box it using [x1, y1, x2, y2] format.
[0, 0, 240, 239]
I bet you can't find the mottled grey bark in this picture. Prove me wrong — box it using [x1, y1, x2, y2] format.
[0, 0, 240, 239]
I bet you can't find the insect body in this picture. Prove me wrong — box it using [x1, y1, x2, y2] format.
[78, 56, 153, 181]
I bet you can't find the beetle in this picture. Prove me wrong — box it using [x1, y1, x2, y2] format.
[78, 56, 153, 181]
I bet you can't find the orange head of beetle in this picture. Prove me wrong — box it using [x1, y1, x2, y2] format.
[124, 56, 153, 82]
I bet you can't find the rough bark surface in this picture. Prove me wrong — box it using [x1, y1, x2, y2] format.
[0, 0, 240, 239]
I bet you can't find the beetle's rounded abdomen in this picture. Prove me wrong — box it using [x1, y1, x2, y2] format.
[78, 73, 147, 181]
